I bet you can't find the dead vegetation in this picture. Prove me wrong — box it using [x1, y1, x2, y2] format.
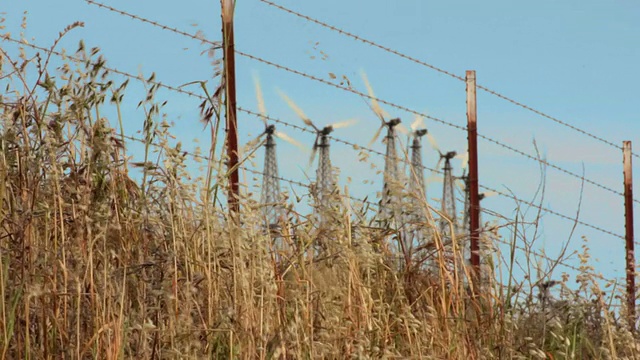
[0, 31, 639, 359]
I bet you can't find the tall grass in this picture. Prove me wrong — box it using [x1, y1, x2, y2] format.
[1, 35, 639, 359]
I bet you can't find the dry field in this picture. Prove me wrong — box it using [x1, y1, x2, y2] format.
[1, 32, 639, 359]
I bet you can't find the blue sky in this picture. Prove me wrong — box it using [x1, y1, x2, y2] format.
[3, 0, 640, 292]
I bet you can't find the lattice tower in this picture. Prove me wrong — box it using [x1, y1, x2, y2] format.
[379, 118, 403, 225]
[409, 130, 427, 209]
[260, 125, 283, 226]
[440, 151, 458, 238]
[315, 127, 336, 224]
[316, 130, 334, 209]
[277, 90, 352, 226]
[404, 129, 428, 255]
[427, 151, 458, 276]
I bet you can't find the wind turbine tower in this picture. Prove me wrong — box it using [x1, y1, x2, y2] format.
[253, 76, 303, 227]
[315, 126, 335, 216]
[361, 71, 408, 226]
[403, 116, 429, 257]
[260, 124, 281, 225]
[408, 117, 428, 212]
[426, 134, 466, 240]
[378, 117, 403, 222]
[440, 150, 459, 237]
[279, 91, 356, 225]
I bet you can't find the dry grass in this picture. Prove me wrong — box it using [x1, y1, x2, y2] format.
[1, 35, 639, 359]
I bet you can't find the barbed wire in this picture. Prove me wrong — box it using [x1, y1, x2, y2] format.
[84, 0, 221, 49]
[256, 0, 638, 160]
[240, 110, 628, 249]
[1, 35, 626, 241]
[239, 107, 624, 243]
[118, 134, 382, 211]
[237, 108, 439, 173]
[1, 36, 207, 100]
[476, 183, 624, 240]
[127, 108, 628, 241]
[77, 1, 638, 205]
[118, 131, 625, 278]
[0, 34, 427, 174]
[121, 138, 620, 286]
[235, 50, 638, 206]
[107, 135, 624, 283]
[491, 237, 611, 283]
[0, 32, 627, 310]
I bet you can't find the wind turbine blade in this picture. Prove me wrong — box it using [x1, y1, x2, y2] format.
[253, 73, 268, 126]
[426, 158, 444, 182]
[426, 132, 440, 153]
[275, 130, 305, 151]
[368, 125, 384, 147]
[435, 157, 444, 171]
[277, 90, 317, 130]
[396, 123, 409, 136]
[456, 151, 469, 170]
[411, 115, 424, 132]
[309, 144, 318, 167]
[360, 70, 386, 123]
[331, 118, 358, 129]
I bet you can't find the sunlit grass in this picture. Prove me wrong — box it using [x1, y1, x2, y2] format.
[1, 32, 638, 359]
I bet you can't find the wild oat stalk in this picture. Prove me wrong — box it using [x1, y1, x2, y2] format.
[0, 27, 638, 359]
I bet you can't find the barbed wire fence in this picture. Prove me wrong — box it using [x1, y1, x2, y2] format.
[78, 0, 640, 208]
[1, 0, 634, 308]
[144, 136, 626, 296]
[118, 128, 620, 288]
[3, 35, 627, 242]
[254, 0, 639, 160]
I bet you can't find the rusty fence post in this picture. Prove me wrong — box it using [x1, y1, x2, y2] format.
[623, 140, 636, 330]
[222, 0, 240, 217]
[466, 70, 481, 289]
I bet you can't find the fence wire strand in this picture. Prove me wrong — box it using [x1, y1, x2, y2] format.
[256, 0, 638, 160]
[1, 35, 626, 241]
[84, 0, 221, 49]
[78, 1, 638, 204]
[236, 50, 638, 206]
[84, 0, 637, 161]
[121, 134, 619, 285]
[0, 0, 628, 310]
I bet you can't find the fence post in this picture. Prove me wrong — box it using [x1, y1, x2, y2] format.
[623, 140, 636, 330]
[222, 0, 240, 217]
[466, 70, 481, 289]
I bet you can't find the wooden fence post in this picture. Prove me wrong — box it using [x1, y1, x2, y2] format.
[466, 70, 481, 289]
[222, 0, 240, 217]
[623, 140, 636, 330]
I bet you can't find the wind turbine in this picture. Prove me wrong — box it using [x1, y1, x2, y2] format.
[251, 76, 304, 228]
[402, 115, 430, 258]
[419, 133, 470, 274]
[425, 134, 467, 238]
[279, 90, 356, 225]
[408, 116, 428, 207]
[361, 71, 408, 226]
